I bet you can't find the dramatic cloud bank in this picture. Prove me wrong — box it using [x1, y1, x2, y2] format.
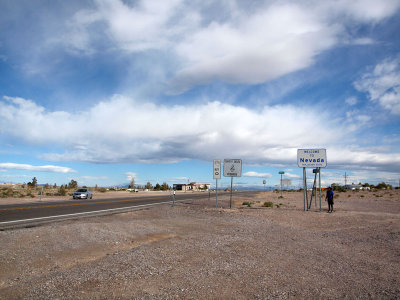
[1, 95, 399, 172]
[11, 0, 398, 93]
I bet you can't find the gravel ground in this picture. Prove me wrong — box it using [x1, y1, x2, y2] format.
[0, 190, 399, 299]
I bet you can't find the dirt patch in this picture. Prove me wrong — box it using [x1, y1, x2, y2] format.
[0, 190, 399, 299]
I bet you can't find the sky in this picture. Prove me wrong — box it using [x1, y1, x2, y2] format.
[0, 0, 400, 189]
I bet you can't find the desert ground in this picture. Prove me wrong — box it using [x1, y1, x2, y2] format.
[0, 189, 399, 299]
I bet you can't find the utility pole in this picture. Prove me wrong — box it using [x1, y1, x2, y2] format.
[344, 172, 347, 188]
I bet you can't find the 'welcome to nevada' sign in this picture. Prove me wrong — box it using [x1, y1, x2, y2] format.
[297, 149, 327, 168]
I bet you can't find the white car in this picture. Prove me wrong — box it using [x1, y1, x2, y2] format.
[73, 188, 93, 199]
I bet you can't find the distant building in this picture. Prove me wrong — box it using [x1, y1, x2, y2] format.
[344, 184, 370, 190]
[173, 182, 210, 191]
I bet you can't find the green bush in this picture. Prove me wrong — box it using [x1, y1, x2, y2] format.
[242, 201, 252, 207]
[263, 201, 274, 208]
[26, 190, 35, 198]
[98, 187, 107, 193]
[57, 186, 66, 196]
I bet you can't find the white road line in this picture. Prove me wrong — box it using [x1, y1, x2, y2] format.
[0, 200, 173, 226]
[0, 196, 202, 227]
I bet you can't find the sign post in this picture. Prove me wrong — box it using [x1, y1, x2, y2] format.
[297, 149, 327, 212]
[279, 171, 285, 197]
[263, 179, 266, 193]
[213, 160, 221, 209]
[223, 159, 242, 209]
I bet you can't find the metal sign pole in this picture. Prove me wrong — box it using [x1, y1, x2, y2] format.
[230, 177, 233, 209]
[303, 167, 307, 211]
[319, 168, 322, 212]
[216, 179, 218, 209]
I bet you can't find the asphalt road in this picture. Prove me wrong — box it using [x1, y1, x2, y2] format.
[0, 191, 254, 230]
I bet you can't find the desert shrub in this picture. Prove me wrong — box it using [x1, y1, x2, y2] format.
[360, 195, 364, 198]
[334, 194, 339, 198]
[348, 194, 351, 197]
[57, 186, 66, 196]
[27, 191, 35, 198]
[242, 201, 252, 207]
[275, 204, 281, 208]
[0, 187, 13, 198]
[263, 201, 274, 208]
[332, 185, 346, 192]
[98, 187, 107, 193]
[278, 195, 284, 199]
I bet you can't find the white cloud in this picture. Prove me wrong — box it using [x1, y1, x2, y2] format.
[284, 172, 301, 179]
[354, 57, 400, 114]
[125, 172, 137, 182]
[169, 3, 338, 93]
[1, 95, 399, 173]
[0, 163, 76, 173]
[243, 171, 272, 178]
[54, 0, 400, 93]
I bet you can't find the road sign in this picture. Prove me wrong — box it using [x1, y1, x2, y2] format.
[279, 171, 285, 174]
[297, 149, 327, 168]
[223, 159, 242, 177]
[263, 179, 266, 184]
[213, 160, 221, 179]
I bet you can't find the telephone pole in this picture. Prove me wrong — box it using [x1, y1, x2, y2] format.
[344, 172, 347, 188]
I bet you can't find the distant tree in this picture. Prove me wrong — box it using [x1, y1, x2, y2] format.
[154, 183, 161, 190]
[68, 179, 78, 189]
[27, 177, 37, 188]
[53, 183, 57, 188]
[376, 182, 392, 190]
[161, 182, 169, 191]
[145, 182, 153, 190]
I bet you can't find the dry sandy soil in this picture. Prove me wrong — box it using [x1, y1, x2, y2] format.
[0, 189, 399, 299]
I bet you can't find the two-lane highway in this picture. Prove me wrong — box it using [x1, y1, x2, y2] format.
[0, 192, 212, 230]
[0, 191, 258, 230]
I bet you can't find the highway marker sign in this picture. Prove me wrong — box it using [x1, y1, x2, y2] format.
[213, 160, 221, 179]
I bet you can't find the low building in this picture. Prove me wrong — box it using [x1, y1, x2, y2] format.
[173, 182, 210, 191]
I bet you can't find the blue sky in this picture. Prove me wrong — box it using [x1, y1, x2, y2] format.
[1, 0, 400, 189]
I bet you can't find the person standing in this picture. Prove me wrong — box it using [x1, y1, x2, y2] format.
[325, 187, 334, 212]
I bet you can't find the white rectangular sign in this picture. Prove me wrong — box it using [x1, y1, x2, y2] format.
[223, 159, 242, 177]
[213, 159, 221, 179]
[297, 149, 327, 168]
